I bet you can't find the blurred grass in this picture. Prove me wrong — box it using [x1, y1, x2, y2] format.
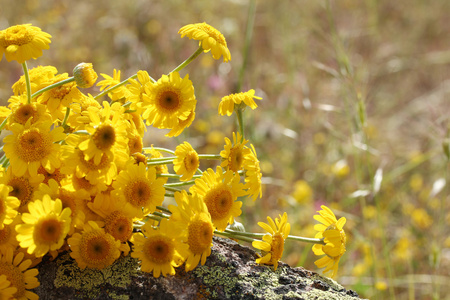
[1, 0, 449, 299]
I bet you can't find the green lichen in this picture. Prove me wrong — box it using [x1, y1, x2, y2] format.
[311, 273, 345, 291]
[53, 253, 140, 299]
[193, 263, 239, 298]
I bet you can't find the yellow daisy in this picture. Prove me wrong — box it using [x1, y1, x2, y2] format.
[0, 274, 17, 300]
[312, 205, 347, 278]
[143, 147, 168, 183]
[0, 217, 20, 254]
[252, 212, 290, 271]
[97, 69, 132, 101]
[0, 184, 20, 229]
[166, 109, 195, 137]
[38, 73, 84, 119]
[75, 101, 129, 165]
[179, 22, 231, 62]
[0, 24, 51, 64]
[127, 70, 153, 114]
[220, 132, 252, 173]
[168, 191, 215, 271]
[173, 141, 199, 181]
[3, 119, 65, 177]
[73, 62, 98, 88]
[243, 144, 262, 201]
[112, 163, 165, 219]
[7, 95, 52, 126]
[218, 89, 262, 116]
[0, 248, 40, 300]
[12, 65, 57, 96]
[37, 165, 65, 185]
[190, 166, 246, 231]
[142, 71, 196, 129]
[131, 218, 189, 278]
[68, 221, 121, 270]
[15, 195, 71, 257]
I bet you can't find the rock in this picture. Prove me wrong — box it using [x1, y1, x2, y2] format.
[35, 236, 363, 300]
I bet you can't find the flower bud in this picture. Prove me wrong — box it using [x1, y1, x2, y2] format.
[73, 62, 98, 88]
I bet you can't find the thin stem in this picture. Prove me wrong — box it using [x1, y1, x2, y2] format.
[94, 74, 138, 100]
[0, 116, 10, 132]
[236, 108, 245, 141]
[215, 230, 256, 243]
[286, 235, 325, 245]
[164, 180, 196, 187]
[156, 206, 172, 214]
[171, 46, 204, 73]
[198, 154, 222, 160]
[31, 77, 75, 100]
[61, 107, 71, 128]
[144, 147, 175, 155]
[21, 62, 32, 104]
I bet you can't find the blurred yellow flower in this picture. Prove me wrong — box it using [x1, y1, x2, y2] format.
[179, 22, 231, 62]
[291, 180, 313, 204]
[0, 24, 51, 64]
[312, 205, 347, 278]
[219, 89, 261, 116]
[411, 208, 433, 229]
[331, 160, 350, 178]
[252, 212, 290, 270]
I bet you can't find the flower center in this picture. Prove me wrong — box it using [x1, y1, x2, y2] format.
[3, 25, 33, 46]
[125, 180, 151, 207]
[0, 226, 11, 244]
[72, 176, 94, 191]
[37, 218, 63, 243]
[229, 146, 244, 172]
[17, 129, 49, 162]
[14, 104, 36, 124]
[157, 89, 181, 113]
[78, 150, 110, 170]
[93, 124, 116, 150]
[198, 23, 227, 46]
[187, 216, 213, 254]
[144, 235, 174, 264]
[38, 166, 64, 184]
[49, 82, 73, 100]
[183, 151, 199, 172]
[105, 211, 132, 242]
[80, 233, 111, 264]
[271, 233, 285, 263]
[8, 177, 33, 207]
[58, 191, 77, 217]
[128, 136, 143, 155]
[203, 184, 233, 220]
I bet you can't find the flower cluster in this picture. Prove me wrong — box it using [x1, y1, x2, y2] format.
[0, 21, 347, 299]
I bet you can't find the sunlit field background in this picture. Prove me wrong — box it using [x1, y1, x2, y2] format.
[1, 1, 449, 299]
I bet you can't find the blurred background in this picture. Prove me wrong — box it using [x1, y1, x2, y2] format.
[1, 0, 449, 299]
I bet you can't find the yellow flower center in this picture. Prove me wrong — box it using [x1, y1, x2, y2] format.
[80, 231, 113, 266]
[323, 224, 347, 258]
[228, 146, 244, 172]
[197, 23, 227, 46]
[72, 176, 94, 191]
[203, 183, 233, 221]
[17, 129, 50, 162]
[105, 211, 132, 242]
[49, 83, 73, 100]
[0, 262, 26, 298]
[125, 180, 151, 207]
[183, 151, 199, 172]
[14, 104, 36, 125]
[92, 124, 116, 150]
[58, 191, 77, 217]
[36, 217, 63, 243]
[132, 153, 147, 165]
[156, 89, 181, 113]
[0, 199, 4, 216]
[270, 233, 285, 263]
[2, 25, 33, 46]
[38, 166, 64, 184]
[8, 177, 33, 207]
[144, 235, 174, 264]
[187, 216, 213, 255]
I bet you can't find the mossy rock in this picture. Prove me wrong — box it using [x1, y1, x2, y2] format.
[35, 236, 363, 299]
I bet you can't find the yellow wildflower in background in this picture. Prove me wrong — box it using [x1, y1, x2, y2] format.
[0, 24, 51, 64]
[168, 191, 215, 272]
[0, 184, 20, 229]
[16, 196, 72, 257]
[219, 89, 262, 116]
[3, 120, 66, 177]
[291, 180, 313, 204]
[68, 221, 121, 270]
[252, 212, 291, 270]
[220, 132, 251, 173]
[312, 205, 347, 278]
[0, 248, 40, 300]
[73, 62, 98, 88]
[190, 166, 246, 231]
[173, 141, 200, 181]
[131, 219, 189, 278]
[179, 22, 231, 62]
[142, 72, 196, 130]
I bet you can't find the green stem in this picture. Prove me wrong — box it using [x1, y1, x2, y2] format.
[236, 108, 245, 141]
[156, 206, 172, 214]
[94, 74, 138, 100]
[164, 180, 197, 187]
[236, 0, 257, 92]
[224, 229, 326, 245]
[215, 230, 256, 243]
[198, 154, 222, 160]
[144, 147, 175, 155]
[171, 46, 204, 73]
[31, 77, 75, 100]
[21, 62, 32, 104]
[0, 116, 10, 133]
[286, 235, 325, 245]
[61, 107, 71, 128]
